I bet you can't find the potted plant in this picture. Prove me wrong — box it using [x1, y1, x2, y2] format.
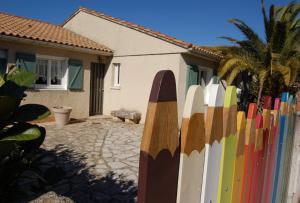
[52, 106, 72, 127]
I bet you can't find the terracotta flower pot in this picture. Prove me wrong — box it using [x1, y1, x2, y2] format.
[52, 106, 72, 127]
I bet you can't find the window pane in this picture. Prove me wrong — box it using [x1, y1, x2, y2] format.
[113, 63, 120, 86]
[200, 71, 207, 86]
[117, 65, 120, 85]
[51, 60, 62, 85]
[36, 59, 48, 85]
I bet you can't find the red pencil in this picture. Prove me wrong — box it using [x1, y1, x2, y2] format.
[259, 96, 272, 202]
[249, 114, 263, 203]
[240, 103, 257, 203]
[261, 98, 281, 203]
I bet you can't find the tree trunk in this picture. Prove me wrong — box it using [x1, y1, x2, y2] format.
[257, 84, 263, 109]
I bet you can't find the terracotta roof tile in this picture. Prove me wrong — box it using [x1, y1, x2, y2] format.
[64, 7, 222, 60]
[0, 12, 112, 54]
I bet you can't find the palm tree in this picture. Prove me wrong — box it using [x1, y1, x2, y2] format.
[218, 0, 300, 108]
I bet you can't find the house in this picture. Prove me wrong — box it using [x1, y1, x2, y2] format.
[0, 9, 222, 123]
[0, 12, 113, 118]
[63, 7, 222, 122]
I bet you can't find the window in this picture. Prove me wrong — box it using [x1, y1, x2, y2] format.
[0, 49, 7, 74]
[198, 69, 213, 86]
[199, 70, 207, 86]
[112, 63, 120, 87]
[35, 55, 68, 89]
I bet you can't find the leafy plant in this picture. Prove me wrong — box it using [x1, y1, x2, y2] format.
[218, 0, 300, 109]
[0, 66, 50, 199]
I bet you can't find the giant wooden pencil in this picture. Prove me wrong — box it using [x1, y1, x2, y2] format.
[249, 114, 264, 203]
[259, 96, 272, 202]
[279, 95, 295, 202]
[261, 98, 281, 203]
[200, 84, 225, 203]
[176, 85, 206, 203]
[230, 111, 246, 203]
[217, 86, 237, 203]
[240, 103, 257, 203]
[271, 92, 289, 203]
[286, 96, 300, 202]
[137, 70, 179, 203]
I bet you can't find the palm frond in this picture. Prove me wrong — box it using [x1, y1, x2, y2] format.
[228, 19, 266, 51]
[271, 21, 287, 53]
[258, 69, 269, 87]
[237, 40, 267, 61]
[218, 36, 239, 43]
[218, 58, 243, 78]
[277, 2, 300, 28]
[261, 0, 274, 42]
[280, 31, 300, 61]
[291, 17, 300, 30]
[226, 67, 242, 85]
[272, 64, 292, 85]
[283, 2, 300, 23]
[287, 57, 300, 83]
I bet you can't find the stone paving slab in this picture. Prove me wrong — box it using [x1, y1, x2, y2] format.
[38, 118, 143, 203]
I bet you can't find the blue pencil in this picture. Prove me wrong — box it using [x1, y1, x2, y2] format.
[271, 92, 289, 203]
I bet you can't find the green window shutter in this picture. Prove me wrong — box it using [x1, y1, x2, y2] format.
[68, 59, 83, 90]
[186, 65, 199, 93]
[16, 53, 36, 73]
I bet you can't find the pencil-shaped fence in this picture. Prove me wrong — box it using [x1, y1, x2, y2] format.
[137, 70, 298, 203]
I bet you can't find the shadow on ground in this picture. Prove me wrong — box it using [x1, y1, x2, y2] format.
[5, 144, 137, 203]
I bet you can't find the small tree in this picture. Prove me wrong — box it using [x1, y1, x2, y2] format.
[218, 1, 300, 108]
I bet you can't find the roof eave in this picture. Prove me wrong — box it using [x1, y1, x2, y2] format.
[64, 8, 222, 58]
[0, 34, 113, 56]
[186, 48, 223, 63]
[61, 8, 81, 27]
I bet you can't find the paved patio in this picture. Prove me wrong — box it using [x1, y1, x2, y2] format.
[34, 117, 143, 203]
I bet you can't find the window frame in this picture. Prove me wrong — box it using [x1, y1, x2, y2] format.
[35, 54, 68, 90]
[112, 63, 121, 88]
[198, 67, 213, 87]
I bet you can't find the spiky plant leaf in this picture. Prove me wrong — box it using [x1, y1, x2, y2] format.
[0, 96, 19, 122]
[13, 104, 50, 122]
[0, 123, 45, 160]
[0, 75, 4, 87]
[6, 68, 36, 88]
[0, 127, 41, 142]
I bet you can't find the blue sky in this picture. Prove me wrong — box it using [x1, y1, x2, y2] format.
[0, 0, 293, 46]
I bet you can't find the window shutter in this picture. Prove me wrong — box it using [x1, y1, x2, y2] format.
[16, 53, 36, 73]
[186, 65, 199, 93]
[68, 59, 83, 90]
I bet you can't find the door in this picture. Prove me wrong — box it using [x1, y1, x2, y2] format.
[90, 63, 105, 116]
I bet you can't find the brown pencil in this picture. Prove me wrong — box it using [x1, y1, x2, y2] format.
[137, 70, 180, 203]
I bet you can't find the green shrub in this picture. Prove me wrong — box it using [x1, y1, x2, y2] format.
[0, 66, 50, 199]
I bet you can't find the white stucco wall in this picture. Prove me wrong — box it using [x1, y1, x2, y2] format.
[103, 53, 219, 123]
[0, 39, 100, 118]
[64, 11, 187, 56]
[64, 10, 220, 123]
[104, 54, 182, 123]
